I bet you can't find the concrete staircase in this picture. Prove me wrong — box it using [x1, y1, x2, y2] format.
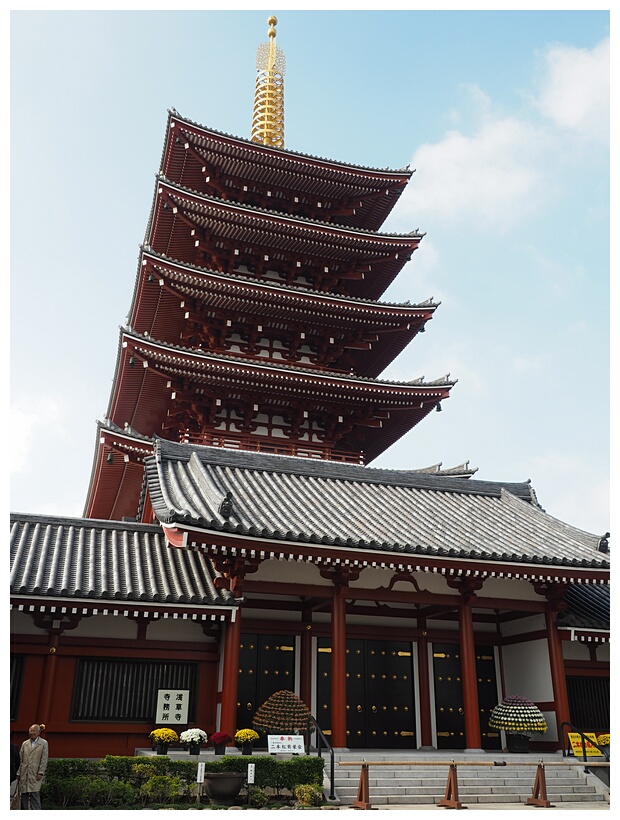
[330, 751, 609, 807]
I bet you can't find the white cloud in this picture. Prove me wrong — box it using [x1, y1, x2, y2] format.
[535, 38, 609, 146]
[391, 37, 608, 234]
[10, 396, 64, 475]
[398, 112, 546, 232]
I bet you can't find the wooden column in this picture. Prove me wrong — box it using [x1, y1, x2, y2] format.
[545, 608, 571, 742]
[331, 584, 348, 748]
[36, 636, 59, 725]
[448, 576, 484, 752]
[459, 597, 482, 750]
[219, 609, 242, 740]
[416, 623, 433, 748]
[212, 555, 260, 741]
[532, 581, 571, 747]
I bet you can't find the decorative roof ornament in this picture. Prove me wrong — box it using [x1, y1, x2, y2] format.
[251, 15, 286, 148]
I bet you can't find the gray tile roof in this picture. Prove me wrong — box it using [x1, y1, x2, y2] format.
[10, 513, 235, 608]
[557, 583, 610, 630]
[145, 441, 609, 573]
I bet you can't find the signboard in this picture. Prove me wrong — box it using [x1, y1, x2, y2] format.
[267, 734, 305, 754]
[567, 732, 603, 757]
[196, 762, 205, 784]
[247, 763, 255, 784]
[154, 689, 190, 725]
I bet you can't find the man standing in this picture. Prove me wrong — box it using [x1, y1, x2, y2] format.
[17, 725, 48, 810]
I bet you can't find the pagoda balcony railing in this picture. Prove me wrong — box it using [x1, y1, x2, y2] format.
[176, 429, 364, 464]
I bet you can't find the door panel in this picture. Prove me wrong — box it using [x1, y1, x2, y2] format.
[317, 638, 416, 748]
[432, 642, 501, 750]
[237, 633, 295, 745]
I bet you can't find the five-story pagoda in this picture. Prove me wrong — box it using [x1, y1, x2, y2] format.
[85, 17, 455, 522]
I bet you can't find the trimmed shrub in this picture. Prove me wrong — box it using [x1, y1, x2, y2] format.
[140, 774, 181, 805]
[294, 783, 324, 806]
[248, 786, 270, 807]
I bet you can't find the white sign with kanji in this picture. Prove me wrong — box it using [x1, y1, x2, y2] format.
[267, 734, 305, 754]
[155, 689, 190, 724]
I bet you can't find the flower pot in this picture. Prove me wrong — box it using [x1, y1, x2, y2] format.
[241, 743, 253, 756]
[507, 733, 530, 753]
[203, 772, 244, 802]
[214, 743, 226, 755]
[155, 742, 168, 755]
[188, 743, 201, 756]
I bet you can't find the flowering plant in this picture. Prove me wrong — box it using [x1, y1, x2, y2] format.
[208, 731, 232, 746]
[149, 727, 179, 744]
[235, 729, 259, 745]
[179, 728, 208, 745]
[489, 694, 547, 735]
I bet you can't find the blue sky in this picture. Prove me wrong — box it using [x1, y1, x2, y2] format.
[9, 6, 611, 538]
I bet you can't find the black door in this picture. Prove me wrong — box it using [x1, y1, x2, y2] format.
[432, 643, 501, 750]
[237, 633, 296, 745]
[316, 638, 416, 748]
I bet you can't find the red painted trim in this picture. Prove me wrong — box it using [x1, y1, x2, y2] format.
[331, 589, 347, 748]
[459, 600, 482, 750]
[220, 614, 242, 739]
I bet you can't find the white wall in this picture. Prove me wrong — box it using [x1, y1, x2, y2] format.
[502, 639, 553, 702]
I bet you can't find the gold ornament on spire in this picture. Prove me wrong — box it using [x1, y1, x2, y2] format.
[251, 15, 286, 148]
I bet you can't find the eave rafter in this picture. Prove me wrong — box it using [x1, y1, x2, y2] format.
[148, 180, 422, 299]
[165, 528, 610, 590]
[162, 114, 412, 231]
[142, 272, 433, 373]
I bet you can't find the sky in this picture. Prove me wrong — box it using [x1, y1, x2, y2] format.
[8, 5, 612, 539]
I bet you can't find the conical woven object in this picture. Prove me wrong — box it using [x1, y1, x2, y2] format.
[253, 689, 312, 734]
[489, 694, 548, 734]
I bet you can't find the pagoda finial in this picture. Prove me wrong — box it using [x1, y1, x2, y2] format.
[251, 15, 286, 149]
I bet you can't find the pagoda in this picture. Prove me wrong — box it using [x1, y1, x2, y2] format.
[85, 17, 455, 522]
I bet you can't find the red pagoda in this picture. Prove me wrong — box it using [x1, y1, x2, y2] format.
[84, 19, 455, 523]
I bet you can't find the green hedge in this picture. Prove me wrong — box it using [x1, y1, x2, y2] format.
[41, 754, 324, 809]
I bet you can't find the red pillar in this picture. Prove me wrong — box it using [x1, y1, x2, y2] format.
[459, 597, 482, 751]
[36, 636, 59, 725]
[219, 610, 242, 741]
[416, 627, 433, 748]
[331, 585, 347, 748]
[545, 608, 571, 744]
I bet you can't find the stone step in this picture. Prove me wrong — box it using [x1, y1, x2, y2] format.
[330, 757, 607, 807]
[335, 782, 599, 797]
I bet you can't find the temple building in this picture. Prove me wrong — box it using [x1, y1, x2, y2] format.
[10, 18, 609, 759]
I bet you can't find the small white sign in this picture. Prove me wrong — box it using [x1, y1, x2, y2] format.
[247, 763, 255, 784]
[267, 734, 305, 754]
[196, 762, 205, 784]
[154, 689, 190, 725]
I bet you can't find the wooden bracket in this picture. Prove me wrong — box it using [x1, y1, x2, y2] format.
[526, 763, 554, 808]
[351, 763, 373, 810]
[438, 763, 466, 809]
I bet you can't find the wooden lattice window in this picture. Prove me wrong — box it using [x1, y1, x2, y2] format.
[71, 658, 197, 722]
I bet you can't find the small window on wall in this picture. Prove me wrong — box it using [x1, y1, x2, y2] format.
[71, 658, 197, 722]
[10, 655, 24, 721]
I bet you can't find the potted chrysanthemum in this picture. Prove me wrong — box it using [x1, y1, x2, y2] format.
[149, 727, 179, 755]
[208, 730, 232, 755]
[179, 727, 208, 755]
[235, 728, 260, 755]
[489, 694, 548, 753]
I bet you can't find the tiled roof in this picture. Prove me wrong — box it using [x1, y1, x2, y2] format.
[9, 513, 235, 608]
[557, 583, 610, 630]
[145, 441, 609, 572]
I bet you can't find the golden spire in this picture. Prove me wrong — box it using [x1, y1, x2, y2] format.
[251, 15, 286, 148]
